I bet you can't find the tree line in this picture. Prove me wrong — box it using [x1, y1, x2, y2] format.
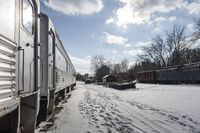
[77, 18, 200, 82]
[131, 18, 200, 75]
[76, 56, 130, 82]
[90, 55, 130, 82]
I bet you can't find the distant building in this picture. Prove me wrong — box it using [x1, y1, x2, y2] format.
[103, 75, 116, 83]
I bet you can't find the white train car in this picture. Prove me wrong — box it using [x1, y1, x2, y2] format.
[0, 0, 40, 132]
[0, 1, 76, 132]
[37, 13, 76, 124]
[55, 31, 76, 93]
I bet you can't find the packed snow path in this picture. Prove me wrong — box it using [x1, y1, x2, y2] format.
[46, 82, 200, 133]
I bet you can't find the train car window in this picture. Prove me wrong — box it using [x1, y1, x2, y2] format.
[66, 61, 68, 72]
[49, 34, 53, 54]
[55, 47, 67, 72]
[0, 0, 15, 41]
[68, 65, 70, 73]
[22, 0, 33, 34]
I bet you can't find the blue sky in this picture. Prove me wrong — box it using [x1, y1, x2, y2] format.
[41, 0, 200, 74]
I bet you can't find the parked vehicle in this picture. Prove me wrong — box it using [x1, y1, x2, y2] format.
[136, 63, 200, 84]
[85, 79, 92, 84]
[0, 1, 76, 133]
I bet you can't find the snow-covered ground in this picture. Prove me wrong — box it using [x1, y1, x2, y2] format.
[39, 82, 200, 133]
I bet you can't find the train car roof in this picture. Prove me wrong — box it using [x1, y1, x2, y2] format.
[137, 70, 156, 73]
[137, 62, 200, 74]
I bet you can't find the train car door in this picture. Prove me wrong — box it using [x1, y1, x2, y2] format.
[47, 29, 55, 116]
[48, 30, 55, 91]
[19, 0, 36, 93]
[19, 0, 40, 132]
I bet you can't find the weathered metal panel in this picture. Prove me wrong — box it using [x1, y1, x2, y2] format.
[0, 0, 19, 118]
[40, 14, 50, 97]
[54, 45, 76, 93]
[0, 37, 18, 116]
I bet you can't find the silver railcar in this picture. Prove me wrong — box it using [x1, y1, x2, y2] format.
[0, 0, 40, 132]
[0, 1, 76, 132]
[37, 13, 76, 124]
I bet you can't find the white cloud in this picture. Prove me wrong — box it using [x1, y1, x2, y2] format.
[123, 49, 144, 56]
[102, 32, 134, 48]
[125, 43, 132, 47]
[70, 55, 90, 65]
[43, 0, 104, 15]
[193, 40, 200, 48]
[153, 16, 176, 23]
[186, 2, 200, 15]
[154, 17, 168, 23]
[169, 16, 177, 22]
[129, 61, 137, 66]
[105, 18, 115, 24]
[135, 41, 150, 47]
[146, 16, 176, 32]
[109, 0, 200, 28]
[112, 50, 118, 54]
[103, 32, 128, 45]
[187, 23, 195, 33]
[69, 54, 91, 74]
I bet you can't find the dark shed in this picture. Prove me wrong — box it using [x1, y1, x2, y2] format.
[103, 75, 116, 83]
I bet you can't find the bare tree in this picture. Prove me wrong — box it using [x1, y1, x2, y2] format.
[110, 62, 121, 75]
[136, 22, 200, 72]
[121, 58, 129, 72]
[185, 48, 200, 63]
[191, 18, 200, 42]
[139, 35, 168, 67]
[90, 55, 106, 73]
[166, 24, 189, 65]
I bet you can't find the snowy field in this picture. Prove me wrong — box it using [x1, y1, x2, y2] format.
[38, 82, 200, 133]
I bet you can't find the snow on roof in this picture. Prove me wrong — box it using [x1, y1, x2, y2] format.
[103, 75, 110, 78]
[103, 75, 113, 79]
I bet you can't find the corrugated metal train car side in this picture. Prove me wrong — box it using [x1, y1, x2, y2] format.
[54, 31, 76, 104]
[137, 63, 200, 84]
[0, 1, 76, 132]
[37, 13, 76, 125]
[0, 1, 19, 132]
[0, 0, 40, 132]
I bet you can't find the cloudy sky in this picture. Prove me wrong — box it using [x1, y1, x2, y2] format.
[41, 0, 200, 74]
